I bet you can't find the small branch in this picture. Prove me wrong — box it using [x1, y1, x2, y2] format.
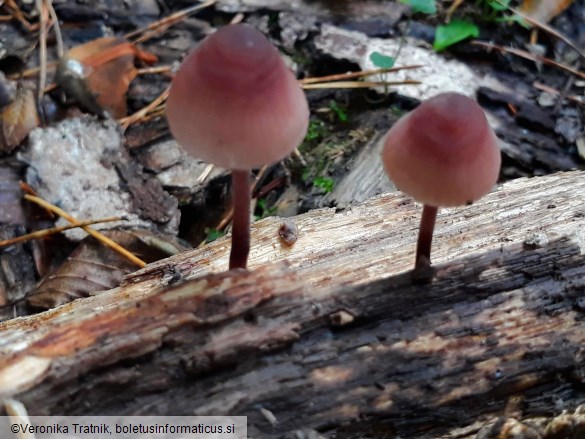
[533, 81, 584, 106]
[118, 85, 170, 131]
[301, 80, 421, 90]
[473, 41, 585, 79]
[35, 0, 48, 107]
[299, 65, 423, 85]
[491, 0, 585, 61]
[23, 195, 145, 268]
[2, 0, 37, 31]
[45, 0, 63, 58]
[0, 216, 124, 248]
[136, 65, 173, 76]
[125, 0, 217, 44]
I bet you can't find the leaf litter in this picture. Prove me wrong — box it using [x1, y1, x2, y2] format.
[0, 0, 582, 316]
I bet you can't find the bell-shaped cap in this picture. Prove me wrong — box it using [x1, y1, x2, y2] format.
[166, 24, 309, 170]
[382, 92, 501, 207]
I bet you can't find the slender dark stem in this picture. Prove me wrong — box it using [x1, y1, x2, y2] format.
[229, 170, 251, 270]
[415, 204, 438, 271]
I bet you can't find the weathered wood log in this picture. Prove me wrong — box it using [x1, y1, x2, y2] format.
[0, 171, 584, 438]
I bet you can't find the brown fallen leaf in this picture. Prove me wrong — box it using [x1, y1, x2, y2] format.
[26, 229, 188, 310]
[55, 37, 157, 118]
[0, 88, 39, 153]
[520, 0, 574, 24]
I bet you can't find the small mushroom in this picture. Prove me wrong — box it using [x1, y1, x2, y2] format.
[382, 92, 501, 272]
[166, 24, 309, 269]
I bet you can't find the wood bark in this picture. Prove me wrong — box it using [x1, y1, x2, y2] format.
[0, 171, 584, 438]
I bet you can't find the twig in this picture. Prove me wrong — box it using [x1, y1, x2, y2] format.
[491, 0, 585, 61]
[255, 176, 287, 200]
[196, 164, 215, 184]
[122, 76, 420, 129]
[446, 0, 466, 22]
[19, 181, 54, 219]
[45, 0, 63, 58]
[229, 13, 244, 25]
[533, 81, 584, 106]
[301, 80, 421, 90]
[473, 41, 585, 80]
[553, 75, 576, 113]
[126, 0, 217, 43]
[2, 0, 37, 31]
[118, 85, 170, 130]
[136, 65, 173, 76]
[4, 399, 34, 439]
[215, 209, 234, 233]
[16, 62, 55, 79]
[136, 105, 166, 123]
[292, 148, 306, 166]
[35, 0, 48, 106]
[23, 195, 146, 268]
[0, 216, 124, 248]
[215, 165, 271, 233]
[299, 65, 423, 85]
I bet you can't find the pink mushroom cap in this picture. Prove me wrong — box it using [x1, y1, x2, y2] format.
[166, 24, 309, 171]
[382, 92, 501, 207]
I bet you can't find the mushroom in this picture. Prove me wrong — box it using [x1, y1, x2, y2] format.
[382, 92, 501, 272]
[166, 24, 309, 269]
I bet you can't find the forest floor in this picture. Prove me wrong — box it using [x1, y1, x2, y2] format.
[0, 0, 583, 315]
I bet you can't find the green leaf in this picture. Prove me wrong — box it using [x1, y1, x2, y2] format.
[255, 198, 277, 220]
[204, 228, 225, 243]
[369, 51, 395, 69]
[257, 198, 267, 211]
[485, 0, 509, 11]
[329, 100, 348, 122]
[496, 13, 530, 27]
[313, 176, 334, 193]
[305, 120, 326, 141]
[399, 0, 436, 14]
[433, 20, 480, 52]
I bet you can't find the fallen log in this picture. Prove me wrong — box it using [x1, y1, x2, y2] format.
[0, 171, 584, 438]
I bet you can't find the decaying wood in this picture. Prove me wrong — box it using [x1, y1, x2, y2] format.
[326, 131, 396, 208]
[0, 171, 584, 438]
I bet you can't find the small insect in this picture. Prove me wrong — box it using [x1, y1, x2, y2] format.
[278, 220, 298, 246]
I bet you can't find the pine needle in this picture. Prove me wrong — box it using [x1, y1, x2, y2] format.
[23, 195, 146, 268]
[0, 216, 124, 247]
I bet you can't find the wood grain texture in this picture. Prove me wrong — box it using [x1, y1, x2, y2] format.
[0, 171, 584, 438]
[128, 169, 585, 289]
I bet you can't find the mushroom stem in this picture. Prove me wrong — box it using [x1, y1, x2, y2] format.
[415, 204, 438, 270]
[229, 169, 251, 270]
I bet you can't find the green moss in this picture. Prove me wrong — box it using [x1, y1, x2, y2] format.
[329, 100, 349, 122]
[312, 176, 335, 193]
[204, 228, 225, 243]
[254, 198, 277, 220]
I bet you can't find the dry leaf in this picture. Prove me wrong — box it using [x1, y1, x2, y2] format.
[56, 37, 157, 118]
[26, 229, 187, 309]
[519, 0, 574, 24]
[0, 89, 39, 153]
